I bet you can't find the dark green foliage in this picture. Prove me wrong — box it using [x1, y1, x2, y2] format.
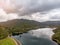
[52, 27, 60, 45]
[8, 22, 40, 35]
[0, 27, 8, 39]
[52, 32, 60, 44]
[0, 19, 41, 39]
[6, 19, 40, 35]
[53, 28, 60, 33]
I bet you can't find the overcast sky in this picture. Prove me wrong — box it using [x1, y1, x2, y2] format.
[0, 0, 60, 22]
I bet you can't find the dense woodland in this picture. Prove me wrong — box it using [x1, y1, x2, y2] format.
[52, 27, 60, 45]
[0, 27, 8, 39]
[0, 19, 60, 45]
[0, 19, 41, 40]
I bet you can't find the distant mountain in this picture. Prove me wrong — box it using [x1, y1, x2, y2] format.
[41, 21, 60, 27]
[0, 19, 41, 28]
[0, 19, 60, 28]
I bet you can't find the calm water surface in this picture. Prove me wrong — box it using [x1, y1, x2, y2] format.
[13, 28, 58, 45]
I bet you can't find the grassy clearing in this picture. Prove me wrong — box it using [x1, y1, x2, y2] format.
[0, 37, 16, 45]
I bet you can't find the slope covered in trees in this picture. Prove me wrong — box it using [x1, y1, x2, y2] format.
[0, 19, 41, 39]
[52, 27, 60, 45]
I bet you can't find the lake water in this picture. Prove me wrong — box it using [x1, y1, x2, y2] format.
[13, 28, 58, 45]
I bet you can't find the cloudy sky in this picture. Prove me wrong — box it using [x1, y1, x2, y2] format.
[0, 0, 60, 22]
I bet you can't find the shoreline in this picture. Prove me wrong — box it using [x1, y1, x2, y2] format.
[10, 37, 22, 45]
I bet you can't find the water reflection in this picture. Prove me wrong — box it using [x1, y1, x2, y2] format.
[14, 28, 58, 45]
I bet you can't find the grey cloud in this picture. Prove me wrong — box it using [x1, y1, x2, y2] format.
[13, 0, 60, 15]
[1, 0, 60, 22]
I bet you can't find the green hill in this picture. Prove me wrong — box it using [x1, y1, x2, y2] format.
[0, 19, 41, 39]
[0, 37, 16, 45]
[52, 27, 60, 45]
